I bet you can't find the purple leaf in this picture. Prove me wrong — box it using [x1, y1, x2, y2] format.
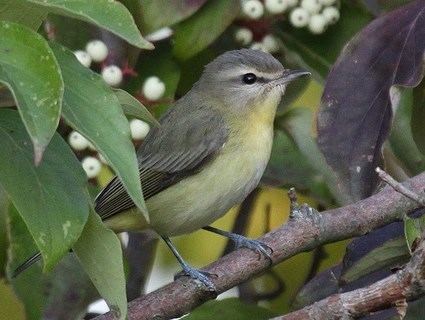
[317, 0, 425, 201]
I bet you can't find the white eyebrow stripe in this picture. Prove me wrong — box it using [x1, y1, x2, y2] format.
[219, 67, 282, 81]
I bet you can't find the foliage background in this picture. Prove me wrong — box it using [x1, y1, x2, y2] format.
[0, 0, 423, 319]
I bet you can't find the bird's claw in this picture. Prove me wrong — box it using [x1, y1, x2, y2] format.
[232, 235, 273, 263]
[175, 266, 217, 293]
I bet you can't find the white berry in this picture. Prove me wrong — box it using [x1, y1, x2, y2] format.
[290, 8, 310, 27]
[234, 28, 253, 45]
[322, 6, 340, 24]
[130, 119, 150, 140]
[82, 156, 102, 179]
[73, 50, 91, 68]
[142, 76, 166, 101]
[101, 65, 123, 87]
[286, 0, 298, 7]
[85, 40, 108, 62]
[319, 0, 336, 6]
[308, 14, 327, 34]
[262, 35, 279, 53]
[265, 0, 289, 14]
[68, 131, 89, 151]
[250, 42, 268, 52]
[242, 0, 264, 20]
[301, 0, 322, 14]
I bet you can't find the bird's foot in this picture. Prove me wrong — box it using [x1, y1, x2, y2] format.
[175, 265, 217, 293]
[230, 234, 273, 263]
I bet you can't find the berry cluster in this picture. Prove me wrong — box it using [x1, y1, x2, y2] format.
[73, 40, 166, 101]
[74, 40, 124, 86]
[235, 28, 280, 53]
[70, 39, 162, 179]
[240, 0, 340, 36]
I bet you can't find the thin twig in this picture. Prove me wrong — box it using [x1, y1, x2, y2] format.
[272, 231, 425, 320]
[376, 167, 425, 206]
[94, 173, 425, 320]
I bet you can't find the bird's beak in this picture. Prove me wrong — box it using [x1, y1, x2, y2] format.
[277, 69, 311, 85]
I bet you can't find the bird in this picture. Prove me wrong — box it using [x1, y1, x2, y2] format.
[14, 49, 309, 291]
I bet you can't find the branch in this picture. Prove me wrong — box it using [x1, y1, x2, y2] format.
[376, 167, 425, 206]
[272, 231, 425, 320]
[94, 173, 425, 320]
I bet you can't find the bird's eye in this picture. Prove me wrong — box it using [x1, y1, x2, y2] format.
[242, 73, 257, 84]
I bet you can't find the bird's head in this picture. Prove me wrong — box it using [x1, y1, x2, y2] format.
[194, 49, 310, 119]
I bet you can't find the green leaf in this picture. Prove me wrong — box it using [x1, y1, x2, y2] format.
[277, 2, 372, 80]
[138, 0, 207, 34]
[27, 0, 153, 49]
[262, 129, 331, 202]
[0, 21, 63, 164]
[0, 0, 47, 30]
[7, 205, 45, 320]
[183, 298, 275, 320]
[412, 80, 425, 156]
[114, 89, 159, 127]
[173, 0, 239, 60]
[0, 109, 89, 270]
[389, 88, 425, 175]
[275, 107, 347, 204]
[73, 211, 127, 320]
[404, 215, 425, 254]
[0, 186, 8, 278]
[341, 237, 409, 283]
[50, 43, 148, 220]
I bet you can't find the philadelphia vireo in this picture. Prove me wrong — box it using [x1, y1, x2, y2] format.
[15, 49, 309, 291]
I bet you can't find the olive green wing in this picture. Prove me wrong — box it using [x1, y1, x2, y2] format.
[94, 104, 229, 220]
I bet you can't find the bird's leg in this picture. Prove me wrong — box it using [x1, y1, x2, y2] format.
[202, 226, 273, 263]
[161, 236, 216, 292]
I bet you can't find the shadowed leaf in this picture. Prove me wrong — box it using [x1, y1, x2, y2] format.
[138, 0, 207, 34]
[412, 80, 425, 156]
[340, 222, 409, 285]
[389, 88, 425, 175]
[317, 0, 425, 202]
[265, 107, 343, 204]
[292, 265, 341, 309]
[126, 41, 181, 116]
[42, 255, 99, 319]
[183, 298, 275, 320]
[173, 0, 239, 60]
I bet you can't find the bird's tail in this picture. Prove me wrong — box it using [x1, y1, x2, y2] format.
[12, 251, 42, 278]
